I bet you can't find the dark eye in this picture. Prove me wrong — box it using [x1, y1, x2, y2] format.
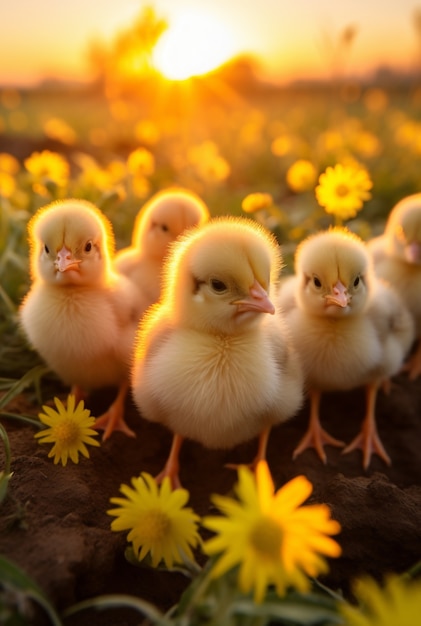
[44, 244, 49, 254]
[84, 241, 92, 252]
[160, 224, 169, 233]
[313, 276, 322, 288]
[354, 275, 360, 287]
[210, 278, 227, 293]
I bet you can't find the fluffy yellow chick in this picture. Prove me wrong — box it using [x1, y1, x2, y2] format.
[19, 199, 139, 440]
[368, 193, 421, 379]
[278, 227, 414, 469]
[131, 217, 303, 487]
[114, 187, 210, 316]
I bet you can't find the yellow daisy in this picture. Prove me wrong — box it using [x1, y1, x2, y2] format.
[108, 473, 201, 569]
[341, 575, 421, 626]
[127, 147, 155, 178]
[203, 461, 341, 603]
[24, 149, 70, 189]
[34, 395, 100, 466]
[242, 192, 274, 214]
[315, 163, 372, 222]
[286, 159, 317, 193]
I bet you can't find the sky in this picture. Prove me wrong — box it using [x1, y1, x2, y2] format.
[1, 0, 421, 86]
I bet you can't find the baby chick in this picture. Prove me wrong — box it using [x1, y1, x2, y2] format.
[278, 227, 414, 469]
[114, 187, 210, 316]
[19, 199, 139, 440]
[368, 193, 421, 379]
[131, 217, 303, 487]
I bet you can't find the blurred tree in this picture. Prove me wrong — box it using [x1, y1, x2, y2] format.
[88, 5, 167, 97]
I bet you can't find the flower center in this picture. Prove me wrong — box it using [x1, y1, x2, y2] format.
[335, 183, 350, 198]
[141, 509, 171, 542]
[55, 418, 80, 445]
[250, 516, 282, 558]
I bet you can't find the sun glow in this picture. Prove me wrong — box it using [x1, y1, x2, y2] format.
[153, 11, 236, 80]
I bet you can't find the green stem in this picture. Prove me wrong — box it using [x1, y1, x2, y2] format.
[63, 594, 167, 624]
[0, 422, 11, 475]
[0, 411, 45, 429]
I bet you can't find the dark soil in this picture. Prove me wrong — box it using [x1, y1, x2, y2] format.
[1, 371, 421, 626]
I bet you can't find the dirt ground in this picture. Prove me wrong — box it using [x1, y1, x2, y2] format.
[0, 369, 421, 625]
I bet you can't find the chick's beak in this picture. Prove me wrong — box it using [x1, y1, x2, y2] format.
[405, 242, 421, 264]
[55, 245, 81, 273]
[325, 280, 349, 308]
[232, 278, 275, 315]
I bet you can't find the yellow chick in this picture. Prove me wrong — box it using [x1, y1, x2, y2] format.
[114, 187, 210, 316]
[131, 217, 303, 487]
[19, 199, 139, 440]
[278, 227, 414, 469]
[368, 193, 421, 379]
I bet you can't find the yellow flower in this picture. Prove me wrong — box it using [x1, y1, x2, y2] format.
[188, 141, 231, 184]
[203, 461, 341, 603]
[108, 473, 200, 569]
[315, 163, 372, 222]
[127, 147, 155, 178]
[43, 117, 77, 145]
[242, 192, 274, 213]
[286, 159, 317, 193]
[24, 150, 69, 189]
[0, 171, 16, 197]
[0, 152, 20, 174]
[34, 395, 100, 466]
[341, 575, 421, 626]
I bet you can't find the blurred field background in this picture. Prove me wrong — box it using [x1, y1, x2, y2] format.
[2, 3, 421, 381]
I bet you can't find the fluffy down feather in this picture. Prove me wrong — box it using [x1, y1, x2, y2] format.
[278, 227, 414, 468]
[114, 187, 209, 317]
[131, 216, 303, 486]
[19, 199, 139, 439]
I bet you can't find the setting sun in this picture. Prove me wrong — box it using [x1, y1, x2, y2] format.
[153, 11, 236, 81]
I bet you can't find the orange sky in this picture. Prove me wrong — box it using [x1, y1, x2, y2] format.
[0, 0, 420, 86]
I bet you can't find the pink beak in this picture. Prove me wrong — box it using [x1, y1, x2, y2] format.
[405, 242, 421, 264]
[55, 245, 81, 273]
[325, 280, 349, 308]
[232, 279, 275, 315]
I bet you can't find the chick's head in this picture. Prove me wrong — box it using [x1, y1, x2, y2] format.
[161, 216, 282, 334]
[132, 188, 209, 260]
[386, 193, 421, 264]
[295, 227, 371, 318]
[28, 199, 115, 286]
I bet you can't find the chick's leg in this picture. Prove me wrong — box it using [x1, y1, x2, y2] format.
[293, 389, 345, 463]
[94, 381, 135, 441]
[70, 385, 87, 405]
[402, 340, 421, 380]
[225, 425, 272, 472]
[155, 433, 184, 490]
[342, 382, 391, 470]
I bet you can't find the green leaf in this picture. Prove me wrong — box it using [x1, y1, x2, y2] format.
[0, 365, 50, 411]
[63, 593, 167, 624]
[230, 596, 344, 625]
[0, 556, 63, 626]
[0, 471, 13, 505]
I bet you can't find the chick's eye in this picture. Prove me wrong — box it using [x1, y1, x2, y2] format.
[353, 275, 360, 287]
[313, 276, 322, 288]
[160, 224, 169, 233]
[84, 241, 92, 252]
[210, 278, 227, 293]
[44, 244, 49, 254]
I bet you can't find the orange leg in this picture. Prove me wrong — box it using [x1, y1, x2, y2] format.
[155, 433, 184, 489]
[401, 340, 421, 381]
[342, 382, 391, 470]
[70, 384, 86, 405]
[226, 425, 272, 473]
[94, 381, 135, 441]
[293, 389, 345, 464]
